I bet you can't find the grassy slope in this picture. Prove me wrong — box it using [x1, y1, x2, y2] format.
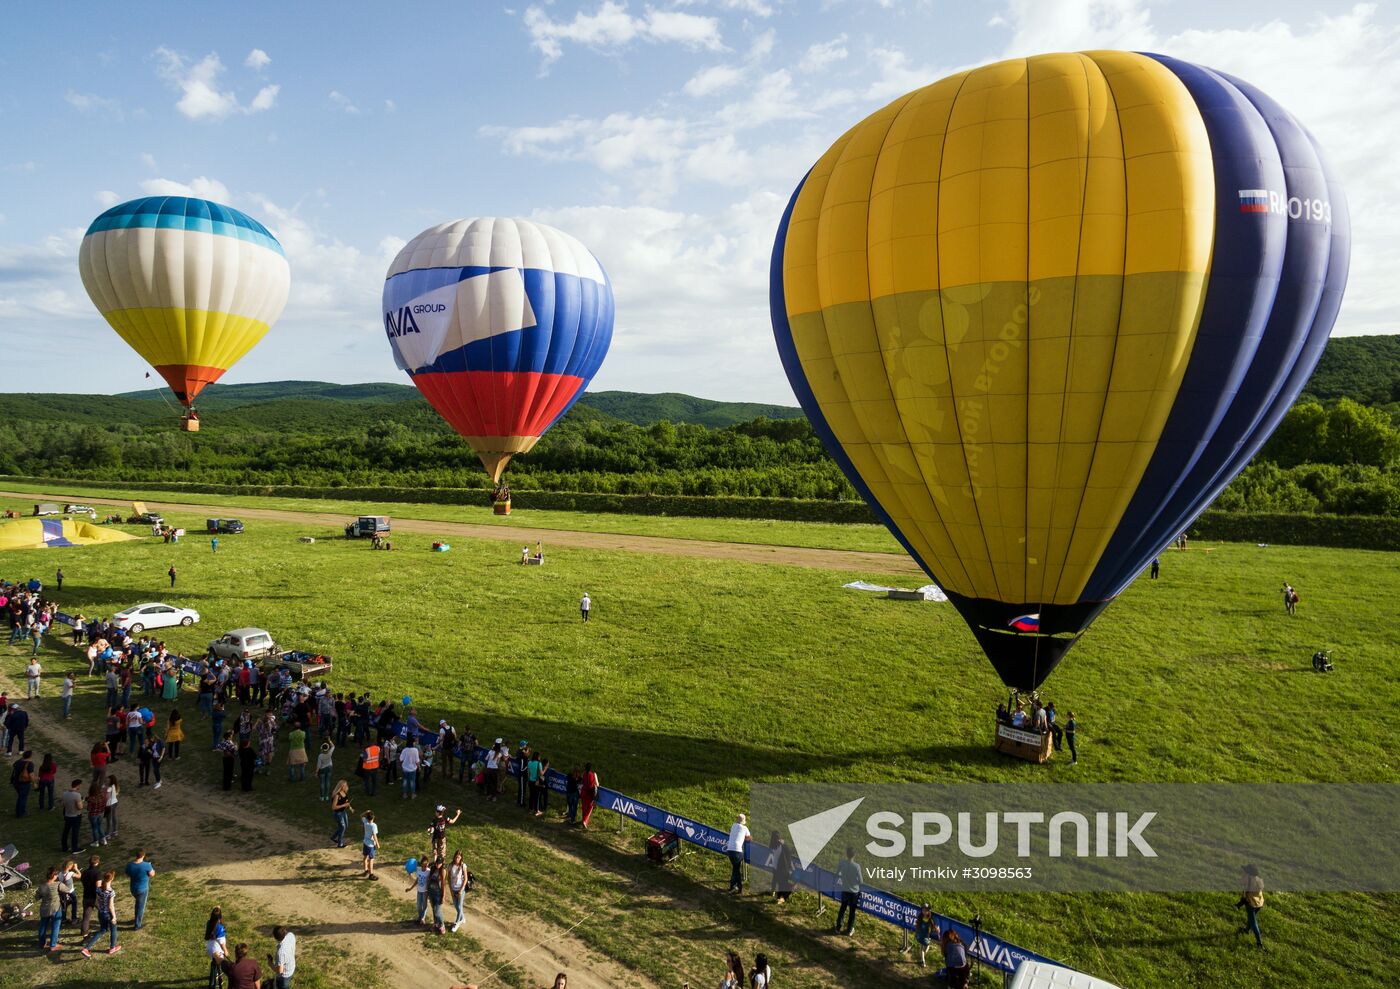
[1, 500, 1396, 988]
[0, 480, 903, 554]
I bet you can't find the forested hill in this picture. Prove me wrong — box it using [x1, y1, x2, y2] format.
[103, 381, 802, 429]
[1301, 335, 1400, 408]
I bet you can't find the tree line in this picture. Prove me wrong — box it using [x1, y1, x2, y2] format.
[2, 397, 1398, 515]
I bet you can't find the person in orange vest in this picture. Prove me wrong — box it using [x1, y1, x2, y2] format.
[360, 741, 381, 796]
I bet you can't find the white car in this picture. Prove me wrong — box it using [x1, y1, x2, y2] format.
[112, 602, 201, 634]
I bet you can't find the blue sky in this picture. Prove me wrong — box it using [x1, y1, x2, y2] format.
[3, 0, 1397, 403]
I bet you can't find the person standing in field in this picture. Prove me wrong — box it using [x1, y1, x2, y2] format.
[1065, 711, 1078, 764]
[168, 565, 177, 588]
[211, 537, 219, 554]
[725, 813, 750, 894]
[579, 762, 599, 830]
[79, 870, 121, 957]
[833, 846, 861, 936]
[1150, 557, 1160, 579]
[271, 925, 297, 988]
[361, 810, 380, 880]
[56, 567, 64, 592]
[205, 906, 227, 986]
[1238, 864, 1265, 948]
[331, 780, 353, 848]
[447, 850, 469, 933]
[26, 658, 42, 698]
[62, 671, 75, 720]
[125, 848, 155, 928]
[580, 592, 591, 622]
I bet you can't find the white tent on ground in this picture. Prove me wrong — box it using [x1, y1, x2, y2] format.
[1010, 962, 1125, 989]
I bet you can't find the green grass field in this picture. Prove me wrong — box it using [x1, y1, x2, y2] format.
[1, 495, 1396, 988]
[0, 479, 903, 553]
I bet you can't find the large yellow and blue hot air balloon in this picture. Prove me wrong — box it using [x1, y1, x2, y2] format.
[771, 52, 1350, 689]
[79, 197, 290, 426]
[382, 218, 614, 482]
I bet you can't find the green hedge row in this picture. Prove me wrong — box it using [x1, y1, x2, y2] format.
[0, 475, 879, 524]
[5, 475, 1398, 549]
[1189, 511, 1400, 551]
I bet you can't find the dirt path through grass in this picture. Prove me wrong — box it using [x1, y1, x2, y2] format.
[0, 670, 652, 989]
[0, 490, 921, 577]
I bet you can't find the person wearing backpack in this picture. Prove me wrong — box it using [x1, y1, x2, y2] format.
[748, 953, 773, 988]
[11, 748, 35, 816]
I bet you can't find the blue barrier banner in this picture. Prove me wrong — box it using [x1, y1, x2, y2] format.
[53, 611, 77, 627]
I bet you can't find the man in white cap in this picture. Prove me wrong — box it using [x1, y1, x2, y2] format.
[725, 813, 751, 894]
[428, 804, 462, 862]
[580, 592, 591, 623]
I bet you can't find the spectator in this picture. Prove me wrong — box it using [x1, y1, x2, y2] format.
[125, 848, 156, 928]
[11, 747, 35, 816]
[915, 903, 936, 966]
[105, 775, 121, 839]
[59, 857, 80, 925]
[37, 752, 57, 810]
[767, 831, 794, 905]
[79, 869, 121, 957]
[37, 865, 63, 951]
[316, 741, 335, 800]
[564, 766, 581, 824]
[61, 778, 86, 853]
[425, 858, 447, 934]
[725, 813, 751, 894]
[79, 854, 101, 939]
[579, 762, 599, 830]
[400, 736, 421, 800]
[942, 929, 970, 987]
[359, 738, 381, 796]
[205, 906, 227, 986]
[580, 592, 591, 622]
[88, 773, 109, 846]
[6, 703, 29, 754]
[361, 810, 380, 880]
[287, 723, 308, 782]
[272, 925, 297, 988]
[1239, 864, 1265, 949]
[168, 565, 177, 588]
[1065, 711, 1078, 765]
[219, 943, 261, 989]
[749, 953, 772, 988]
[148, 734, 167, 790]
[833, 846, 861, 936]
[330, 780, 352, 848]
[62, 672, 75, 719]
[1150, 557, 1160, 579]
[239, 737, 257, 792]
[56, 566, 64, 591]
[447, 850, 469, 933]
[218, 731, 237, 791]
[428, 804, 461, 862]
[407, 854, 431, 924]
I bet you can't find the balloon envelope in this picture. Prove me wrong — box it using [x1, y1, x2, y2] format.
[382, 218, 614, 482]
[79, 196, 290, 407]
[771, 51, 1349, 689]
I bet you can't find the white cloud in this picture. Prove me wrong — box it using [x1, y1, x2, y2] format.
[140, 152, 158, 170]
[95, 190, 121, 208]
[329, 90, 360, 114]
[153, 47, 279, 120]
[799, 35, 848, 73]
[140, 176, 232, 202]
[991, 0, 1154, 54]
[523, 1, 723, 69]
[244, 48, 271, 71]
[65, 91, 123, 117]
[684, 64, 745, 97]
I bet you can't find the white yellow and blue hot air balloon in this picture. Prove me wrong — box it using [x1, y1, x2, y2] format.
[79, 196, 290, 430]
[383, 217, 614, 483]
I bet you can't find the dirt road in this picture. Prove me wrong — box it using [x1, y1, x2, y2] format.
[0, 668, 650, 989]
[0, 490, 921, 576]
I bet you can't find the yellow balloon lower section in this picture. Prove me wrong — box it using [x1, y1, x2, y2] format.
[100, 308, 272, 376]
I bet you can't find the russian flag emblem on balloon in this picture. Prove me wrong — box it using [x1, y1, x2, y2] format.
[1009, 615, 1041, 633]
[383, 218, 614, 482]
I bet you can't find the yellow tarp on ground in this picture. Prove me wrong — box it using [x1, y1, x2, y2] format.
[0, 518, 142, 550]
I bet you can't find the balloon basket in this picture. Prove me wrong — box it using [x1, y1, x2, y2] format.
[180, 413, 200, 433]
[493, 499, 511, 516]
[993, 723, 1054, 763]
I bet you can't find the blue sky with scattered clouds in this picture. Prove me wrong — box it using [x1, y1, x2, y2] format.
[3, 1, 1397, 402]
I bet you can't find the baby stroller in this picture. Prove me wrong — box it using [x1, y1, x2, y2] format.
[0, 843, 35, 931]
